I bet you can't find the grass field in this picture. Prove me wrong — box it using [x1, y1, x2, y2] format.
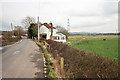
[68, 35, 118, 61]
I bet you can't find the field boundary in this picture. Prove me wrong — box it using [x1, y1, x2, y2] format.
[46, 39, 118, 78]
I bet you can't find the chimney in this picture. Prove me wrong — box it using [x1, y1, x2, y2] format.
[49, 22, 53, 27]
[50, 22, 53, 40]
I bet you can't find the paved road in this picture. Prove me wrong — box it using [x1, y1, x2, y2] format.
[0, 47, 2, 79]
[2, 39, 44, 78]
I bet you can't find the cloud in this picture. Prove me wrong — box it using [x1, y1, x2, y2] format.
[1, 0, 118, 32]
[1, 2, 38, 30]
[0, 3, 2, 30]
[67, 9, 100, 17]
[101, 1, 118, 16]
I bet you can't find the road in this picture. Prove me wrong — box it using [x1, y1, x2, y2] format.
[0, 47, 2, 79]
[2, 39, 44, 78]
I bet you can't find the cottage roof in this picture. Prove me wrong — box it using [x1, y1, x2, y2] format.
[57, 33, 66, 36]
[42, 23, 56, 29]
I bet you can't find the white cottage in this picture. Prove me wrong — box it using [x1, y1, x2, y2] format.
[39, 23, 66, 43]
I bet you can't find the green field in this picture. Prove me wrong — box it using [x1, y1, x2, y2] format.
[68, 35, 118, 61]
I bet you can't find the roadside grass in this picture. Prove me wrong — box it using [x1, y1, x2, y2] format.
[35, 41, 57, 78]
[68, 35, 118, 61]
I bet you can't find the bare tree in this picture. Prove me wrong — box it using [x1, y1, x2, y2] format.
[56, 26, 69, 39]
[21, 16, 36, 29]
[14, 26, 24, 36]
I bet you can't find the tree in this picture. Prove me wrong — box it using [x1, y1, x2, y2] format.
[56, 26, 69, 39]
[21, 16, 36, 29]
[14, 26, 24, 36]
[28, 23, 38, 39]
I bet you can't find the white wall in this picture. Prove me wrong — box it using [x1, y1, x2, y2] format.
[39, 25, 49, 34]
[53, 29, 57, 36]
[54, 33, 66, 43]
[40, 25, 56, 39]
[49, 29, 56, 36]
[39, 25, 66, 43]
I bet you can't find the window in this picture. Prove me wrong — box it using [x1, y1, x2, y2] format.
[58, 36, 59, 40]
[63, 37, 64, 40]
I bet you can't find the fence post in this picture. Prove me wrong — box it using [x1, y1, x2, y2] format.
[60, 57, 65, 77]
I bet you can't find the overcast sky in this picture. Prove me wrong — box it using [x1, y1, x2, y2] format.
[0, 0, 119, 32]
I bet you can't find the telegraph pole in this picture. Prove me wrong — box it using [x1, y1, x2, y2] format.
[11, 23, 14, 35]
[37, 0, 40, 40]
[37, 17, 40, 40]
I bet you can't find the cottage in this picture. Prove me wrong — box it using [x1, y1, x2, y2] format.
[53, 33, 66, 43]
[39, 23, 66, 43]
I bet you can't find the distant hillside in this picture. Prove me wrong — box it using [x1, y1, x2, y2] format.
[70, 32, 119, 35]
[70, 32, 98, 35]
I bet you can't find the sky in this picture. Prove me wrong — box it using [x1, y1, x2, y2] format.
[0, 0, 119, 33]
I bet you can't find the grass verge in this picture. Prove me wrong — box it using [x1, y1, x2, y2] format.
[35, 41, 57, 78]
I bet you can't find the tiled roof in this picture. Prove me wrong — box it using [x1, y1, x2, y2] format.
[42, 23, 56, 29]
